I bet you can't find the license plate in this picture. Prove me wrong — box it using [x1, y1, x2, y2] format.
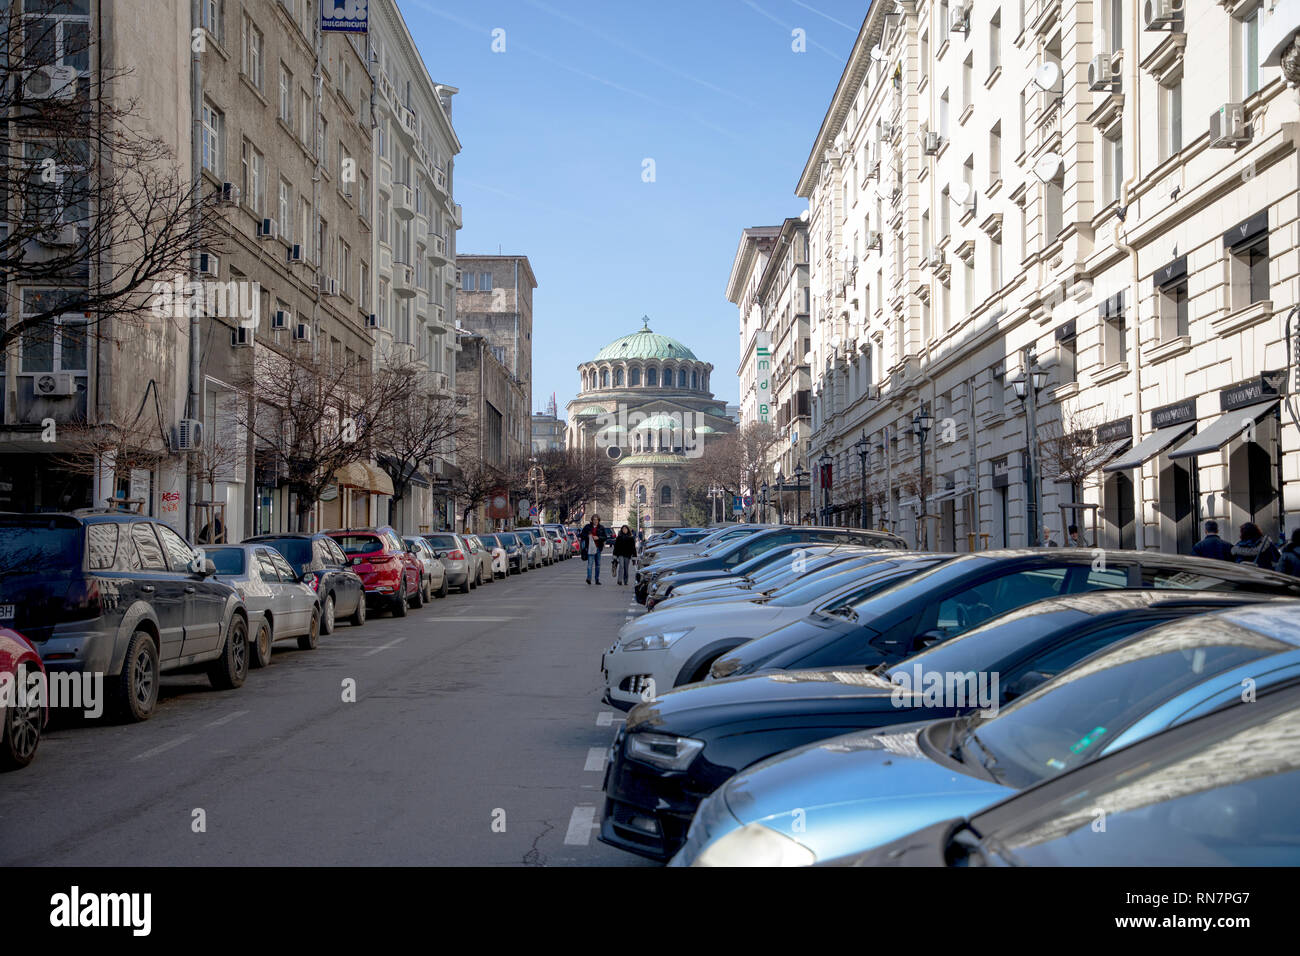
[0, 605, 13, 620]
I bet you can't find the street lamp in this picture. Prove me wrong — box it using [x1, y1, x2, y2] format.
[912, 405, 932, 549]
[760, 480, 769, 524]
[818, 450, 832, 526]
[774, 461, 785, 525]
[793, 464, 807, 526]
[853, 430, 870, 529]
[1009, 348, 1048, 547]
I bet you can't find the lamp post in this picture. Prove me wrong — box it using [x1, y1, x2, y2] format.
[793, 464, 807, 526]
[774, 462, 785, 524]
[1010, 348, 1049, 547]
[912, 405, 932, 549]
[818, 450, 832, 526]
[760, 481, 769, 524]
[853, 430, 869, 529]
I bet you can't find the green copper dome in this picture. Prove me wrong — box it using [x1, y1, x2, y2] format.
[594, 318, 697, 362]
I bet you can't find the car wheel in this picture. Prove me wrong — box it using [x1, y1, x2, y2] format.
[349, 594, 367, 626]
[392, 592, 408, 617]
[321, 594, 336, 635]
[297, 608, 321, 650]
[436, 575, 449, 598]
[421, 577, 432, 602]
[459, 574, 472, 594]
[112, 629, 159, 722]
[251, 617, 273, 668]
[207, 613, 249, 690]
[411, 577, 424, 609]
[1, 675, 43, 769]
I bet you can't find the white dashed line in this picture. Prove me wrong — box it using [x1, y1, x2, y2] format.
[584, 747, 607, 772]
[596, 712, 624, 727]
[435, 617, 516, 622]
[564, 805, 599, 846]
[204, 710, 248, 728]
[132, 734, 195, 761]
[363, 636, 407, 657]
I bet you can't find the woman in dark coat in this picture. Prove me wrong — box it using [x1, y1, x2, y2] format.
[1231, 522, 1281, 571]
[612, 525, 638, 585]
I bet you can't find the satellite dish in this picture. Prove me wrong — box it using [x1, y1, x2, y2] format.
[950, 181, 973, 206]
[1033, 152, 1063, 183]
[799, 209, 810, 223]
[870, 45, 887, 62]
[803, 351, 813, 364]
[1032, 61, 1061, 92]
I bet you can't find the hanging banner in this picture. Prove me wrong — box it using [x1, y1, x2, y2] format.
[321, 0, 369, 33]
[756, 332, 772, 423]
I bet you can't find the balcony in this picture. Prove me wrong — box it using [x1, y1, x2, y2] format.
[432, 164, 449, 199]
[393, 261, 416, 298]
[377, 161, 392, 194]
[429, 232, 451, 266]
[397, 106, 418, 144]
[429, 303, 450, 333]
[392, 182, 414, 219]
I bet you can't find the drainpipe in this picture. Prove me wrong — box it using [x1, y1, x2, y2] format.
[1113, 2, 1146, 551]
[187, 0, 202, 539]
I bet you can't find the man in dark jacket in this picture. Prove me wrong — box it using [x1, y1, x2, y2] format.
[1275, 528, 1300, 578]
[580, 514, 609, 585]
[1192, 520, 1235, 562]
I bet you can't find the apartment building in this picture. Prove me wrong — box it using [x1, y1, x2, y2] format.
[369, 0, 463, 532]
[756, 217, 813, 480]
[799, 0, 1299, 553]
[727, 226, 782, 430]
[455, 329, 518, 531]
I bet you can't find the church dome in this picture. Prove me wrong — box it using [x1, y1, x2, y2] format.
[593, 320, 697, 361]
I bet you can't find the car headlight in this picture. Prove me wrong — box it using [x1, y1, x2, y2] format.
[622, 628, 693, 652]
[693, 822, 816, 867]
[625, 731, 705, 771]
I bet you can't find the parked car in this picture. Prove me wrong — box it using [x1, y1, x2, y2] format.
[403, 536, 449, 601]
[327, 527, 422, 616]
[835, 679, 1300, 867]
[602, 552, 941, 712]
[672, 599, 1300, 866]
[242, 532, 366, 632]
[515, 530, 542, 570]
[651, 547, 880, 611]
[567, 531, 581, 556]
[544, 527, 568, 560]
[462, 534, 495, 586]
[1, 627, 46, 770]
[490, 532, 525, 575]
[0, 512, 250, 722]
[602, 589, 1284, 861]
[527, 528, 554, 566]
[423, 533, 474, 591]
[710, 549, 1300, 680]
[636, 524, 774, 583]
[478, 534, 511, 578]
[202, 544, 322, 666]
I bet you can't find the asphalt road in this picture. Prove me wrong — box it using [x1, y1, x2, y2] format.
[0, 557, 654, 867]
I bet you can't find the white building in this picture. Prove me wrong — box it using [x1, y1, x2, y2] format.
[798, 0, 1300, 553]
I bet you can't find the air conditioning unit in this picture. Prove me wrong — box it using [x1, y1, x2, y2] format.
[40, 223, 79, 247]
[293, 322, 313, 342]
[923, 130, 942, 154]
[1088, 53, 1122, 92]
[866, 231, 882, 250]
[172, 419, 203, 453]
[1209, 103, 1250, 148]
[258, 218, 278, 240]
[1143, 0, 1184, 30]
[198, 252, 220, 278]
[319, 275, 339, 296]
[219, 182, 239, 206]
[927, 248, 946, 270]
[882, 121, 900, 140]
[272, 309, 290, 330]
[23, 65, 77, 101]
[866, 385, 882, 400]
[365, 313, 379, 328]
[950, 0, 971, 31]
[286, 244, 304, 263]
[231, 326, 253, 347]
[32, 372, 77, 397]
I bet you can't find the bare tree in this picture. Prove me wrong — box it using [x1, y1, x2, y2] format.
[685, 423, 778, 514]
[1038, 405, 1111, 506]
[532, 447, 615, 523]
[448, 454, 508, 532]
[372, 368, 464, 525]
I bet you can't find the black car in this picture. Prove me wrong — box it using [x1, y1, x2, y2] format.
[487, 531, 525, 574]
[711, 549, 1300, 680]
[0, 512, 250, 722]
[243, 532, 366, 632]
[646, 542, 853, 609]
[831, 678, 1300, 867]
[599, 588, 1294, 862]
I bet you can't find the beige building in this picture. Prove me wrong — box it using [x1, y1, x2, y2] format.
[756, 218, 813, 482]
[795, 0, 1300, 552]
[727, 226, 782, 430]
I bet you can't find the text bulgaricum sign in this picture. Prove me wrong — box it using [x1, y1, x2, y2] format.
[321, 0, 368, 33]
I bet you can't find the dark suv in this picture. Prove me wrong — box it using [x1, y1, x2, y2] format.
[0, 512, 249, 722]
[243, 532, 366, 633]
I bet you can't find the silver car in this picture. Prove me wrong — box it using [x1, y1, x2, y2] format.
[202, 544, 321, 667]
[422, 532, 473, 592]
[515, 529, 543, 569]
[403, 536, 448, 601]
[463, 534, 494, 587]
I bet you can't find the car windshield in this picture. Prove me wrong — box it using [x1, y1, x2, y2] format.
[253, 538, 311, 572]
[333, 534, 384, 555]
[425, 534, 459, 549]
[889, 607, 1090, 684]
[843, 555, 991, 612]
[0, 519, 83, 574]
[962, 618, 1295, 790]
[204, 547, 246, 575]
[480, 535, 498, 547]
[498, 533, 518, 547]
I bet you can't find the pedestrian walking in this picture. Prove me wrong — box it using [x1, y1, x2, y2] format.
[613, 525, 637, 585]
[580, 514, 609, 585]
[1275, 528, 1300, 578]
[1066, 524, 1083, 547]
[1231, 521, 1281, 571]
[1191, 520, 1235, 561]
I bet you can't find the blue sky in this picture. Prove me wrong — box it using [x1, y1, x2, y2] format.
[400, 0, 871, 412]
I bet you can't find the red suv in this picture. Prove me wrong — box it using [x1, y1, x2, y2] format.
[326, 527, 422, 617]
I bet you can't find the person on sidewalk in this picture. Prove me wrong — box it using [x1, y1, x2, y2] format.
[1274, 528, 1300, 577]
[1192, 520, 1235, 562]
[580, 514, 609, 585]
[1231, 521, 1281, 571]
[613, 525, 637, 585]
[1066, 524, 1083, 547]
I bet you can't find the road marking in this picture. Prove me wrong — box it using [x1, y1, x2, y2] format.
[204, 710, 248, 728]
[132, 734, 195, 761]
[596, 712, 624, 727]
[564, 805, 599, 846]
[584, 747, 607, 772]
[436, 617, 517, 622]
[363, 636, 407, 657]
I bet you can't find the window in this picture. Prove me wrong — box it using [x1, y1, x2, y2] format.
[1101, 293, 1128, 367]
[359, 171, 370, 222]
[156, 524, 197, 571]
[647, 367, 658, 387]
[462, 271, 475, 292]
[339, 146, 352, 195]
[300, 89, 312, 145]
[241, 140, 263, 215]
[1044, 173, 1063, 244]
[989, 10, 1001, 73]
[1229, 236, 1270, 308]
[130, 525, 168, 572]
[318, 117, 328, 167]
[201, 0, 222, 42]
[1057, 328, 1077, 385]
[278, 179, 291, 242]
[241, 14, 263, 89]
[1102, 129, 1123, 206]
[1159, 78, 1183, 161]
[615, 368, 625, 387]
[479, 272, 492, 291]
[378, 278, 390, 329]
[618, 486, 626, 506]
[932, 567, 1071, 637]
[1237, 4, 1261, 98]
[278, 65, 292, 124]
[679, 369, 688, 388]
[939, 88, 950, 138]
[360, 261, 370, 311]
[600, 369, 608, 388]
[24, 140, 88, 227]
[661, 485, 672, 505]
[964, 257, 976, 315]
[377, 194, 389, 245]
[201, 101, 223, 176]
[1157, 277, 1189, 341]
[630, 367, 641, 386]
[298, 197, 311, 253]
[962, 55, 973, 111]
[338, 240, 351, 296]
[20, 290, 86, 373]
[989, 122, 1001, 184]
[637, 485, 647, 504]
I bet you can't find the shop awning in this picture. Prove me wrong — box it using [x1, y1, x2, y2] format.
[335, 462, 395, 495]
[1168, 400, 1279, 460]
[1102, 422, 1195, 472]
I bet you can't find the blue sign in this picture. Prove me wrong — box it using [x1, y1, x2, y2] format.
[529, 507, 538, 517]
[321, 0, 368, 33]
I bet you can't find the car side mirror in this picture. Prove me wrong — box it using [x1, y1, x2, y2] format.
[915, 629, 946, 650]
[1003, 670, 1051, 702]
